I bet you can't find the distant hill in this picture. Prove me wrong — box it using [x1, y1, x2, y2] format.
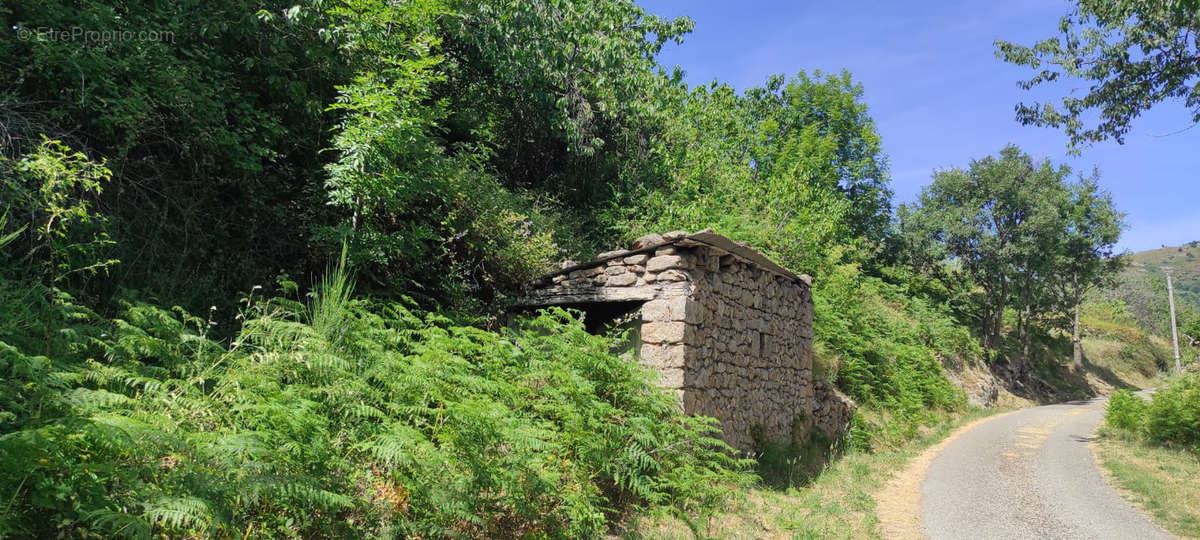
[1097, 241, 1200, 336]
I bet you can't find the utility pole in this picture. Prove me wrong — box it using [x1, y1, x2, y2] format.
[1167, 271, 1182, 374]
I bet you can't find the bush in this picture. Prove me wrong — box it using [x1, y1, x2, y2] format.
[1105, 389, 1147, 433]
[1145, 374, 1200, 450]
[1106, 376, 1200, 453]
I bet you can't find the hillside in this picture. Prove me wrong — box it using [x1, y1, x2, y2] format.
[0, 1, 1183, 537]
[1100, 242, 1200, 336]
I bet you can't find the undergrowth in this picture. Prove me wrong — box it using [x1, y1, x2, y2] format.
[0, 262, 751, 538]
[1104, 376, 1200, 454]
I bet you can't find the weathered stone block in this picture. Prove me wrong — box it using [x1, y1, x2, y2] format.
[631, 233, 663, 249]
[642, 321, 689, 344]
[598, 249, 629, 259]
[624, 253, 649, 265]
[656, 269, 689, 282]
[639, 343, 686, 368]
[658, 368, 685, 388]
[641, 299, 670, 321]
[646, 255, 684, 272]
[606, 273, 637, 286]
[666, 295, 702, 324]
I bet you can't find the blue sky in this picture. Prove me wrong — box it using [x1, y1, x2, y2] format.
[637, 0, 1199, 253]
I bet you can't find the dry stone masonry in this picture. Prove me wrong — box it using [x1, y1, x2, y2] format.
[516, 230, 855, 452]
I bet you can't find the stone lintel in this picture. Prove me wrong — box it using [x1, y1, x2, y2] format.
[513, 282, 689, 307]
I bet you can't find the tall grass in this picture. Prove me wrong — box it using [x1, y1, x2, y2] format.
[310, 242, 355, 346]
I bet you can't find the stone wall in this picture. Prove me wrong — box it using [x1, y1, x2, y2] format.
[519, 231, 852, 452]
[811, 377, 855, 439]
[679, 250, 813, 451]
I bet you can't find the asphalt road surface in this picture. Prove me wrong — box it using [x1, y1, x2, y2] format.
[920, 397, 1173, 539]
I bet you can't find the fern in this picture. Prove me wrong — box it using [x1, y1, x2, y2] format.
[84, 508, 152, 540]
[143, 496, 214, 533]
[1, 275, 750, 538]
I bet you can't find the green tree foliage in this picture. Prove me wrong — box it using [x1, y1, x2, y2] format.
[621, 71, 889, 275]
[899, 145, 1125, 364]
[0, 139, 118, 287]
[1051, 178, 1126, 370]
[316, 0, 562, 306]
[996, 1, 1200, 148]
[3, 0, 340, 304]
[614, 71, 966, 425]
[2, 0, 692, 310]
[901, 146, 1070, 353]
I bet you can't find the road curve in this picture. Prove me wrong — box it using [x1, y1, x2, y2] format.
[920, 397, 1172, 539]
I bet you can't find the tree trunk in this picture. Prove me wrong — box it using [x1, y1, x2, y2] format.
[1071, 297, 1082, 373]
[1022, 304, 1032, 363]
[1021, 273, 1032, 364]
[994, 277, 1008, 353]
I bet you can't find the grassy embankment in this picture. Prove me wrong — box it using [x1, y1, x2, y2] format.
[1087, 287, 1200, 538]
[1076, 299, 1172, 391]
[1094, 432, 1200, 538]
[1094, 372, 1200, 538]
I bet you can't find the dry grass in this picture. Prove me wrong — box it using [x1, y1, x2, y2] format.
[1094, 432, 1200, 538]
[1080, 335, 1165, 391]
[614, 408, 1002, 540]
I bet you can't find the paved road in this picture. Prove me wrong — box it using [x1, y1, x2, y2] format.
[921, 397, 1173, 539]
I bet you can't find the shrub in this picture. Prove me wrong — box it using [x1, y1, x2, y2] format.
[816, 263, 967, 419]
[1105, 389, 1147, 433]
[1145, 374, 1200, 450]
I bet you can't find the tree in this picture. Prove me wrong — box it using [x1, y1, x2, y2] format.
[996, 1, 1200, 149]
[902, 146, 1127, 370]
[905, 146, 1068, 355]
[740, 72, 893, 243]
[1049, 177, 1125, 371]
[621, 71, 892, 275]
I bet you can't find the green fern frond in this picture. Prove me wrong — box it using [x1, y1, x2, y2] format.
[143, 496, 213, 533]
[65, 388, 133, 412]
[84, 508, 152, 540]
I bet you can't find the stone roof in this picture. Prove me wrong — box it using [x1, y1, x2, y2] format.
[537, 229, 810, 285]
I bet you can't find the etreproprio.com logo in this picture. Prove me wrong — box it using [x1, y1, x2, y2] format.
[13, 26, 175, 44]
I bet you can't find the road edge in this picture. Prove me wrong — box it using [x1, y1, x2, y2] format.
[1087, 430, 1172, 536]
[874, 410, 1018, 540]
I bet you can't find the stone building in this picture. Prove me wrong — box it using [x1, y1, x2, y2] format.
[515, 230, 854, 452]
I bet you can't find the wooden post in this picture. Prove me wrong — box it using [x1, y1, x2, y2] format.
[1167, 272, 1182, 374]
